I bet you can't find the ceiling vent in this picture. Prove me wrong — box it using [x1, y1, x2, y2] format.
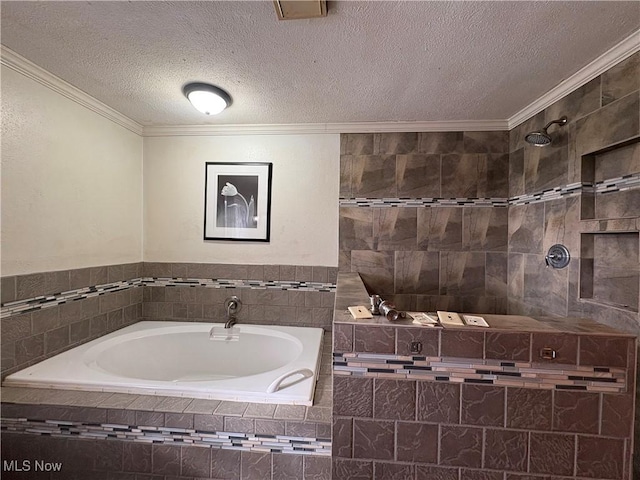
[274, 0, 327, 20]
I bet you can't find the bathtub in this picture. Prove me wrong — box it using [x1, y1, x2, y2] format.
[3, 321, 324, 405]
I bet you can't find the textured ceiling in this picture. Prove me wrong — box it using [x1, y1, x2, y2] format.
[1, 1, 639, 126]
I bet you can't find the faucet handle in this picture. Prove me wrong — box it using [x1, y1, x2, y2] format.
[225, 296, 242, 314]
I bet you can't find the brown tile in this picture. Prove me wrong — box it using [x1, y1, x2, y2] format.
[439, 252, 486, 296]
[396, 154, 441, 197]
[394, 251, 440, 295]
[342, 133, 374, 155]
[485, 252, 508, 298]
[576, 436, 625, 479]
[354, 325, 395, 354]
[333, 417, 353, 458]
[43, 270, 70, 295]
[180, 445, 211, 477]
[353, 419, 394, 460]
[439, 425, 483, 467]
[151, 444, 180, 475]
[484, 429, 528, 471]
[396, 327, 439, 356]
[375, 132, 419, 154]
[419, 132, 463, 154]
[579, 336, 629, 368]
[374, 379, 416, 420]
[509, 140, 526, 192]
[508, 203, 544, 255]
[602, 52, 639, 106]
[441, 154, 484, 197]
[463, 131, 508, 154]
[529, 432, 575, 476]
[122, 442, 152, 473]
[601, 394, 634, 437]
[1, 276, 16, 304]
[373, 208, 417, 251]
[339, 207, 375, 250]
[304, 456, 332, 480]
[285, 420, 315, 437]
[374, 462, 414, 480]
[554, 391, 599, 434]
[417, 381, 460, 424]
[524, 141, 568, 193]
[396, 422, 438, 463]
[485, 332, 530, 361]
[16, 273, 45, 300]
[531, 333, 578, 364]
[460, 470, 504, 480]
[506, 388, 552, 430]
[417, 208, 463, 251]
[211, 448, 240, 480]
[332, 458, 373, 480]
[341, 154, 354, 197]
[273, 404, 306, 420]
[193, 414, 223, 432]
[15, 333, 44, 365]
[254, 419, 285, 436]
[136, 411, 165, 427]
[463, 207, 508, 252]
[575, 90, 639, 156]
[333, 324, 354, 352]
[94, 440, 123, 472]
[352, 154, 397, 198]
[440, 330, 484, 358]
[415, 465, 459, 480]
[461, 385, 505, 427]
[240, 451, 271, 480]
[272, 454, 303, 480]
[350, 250, 395, 295]
[2, 313, 32, 344]
[333, 376, 373, 418]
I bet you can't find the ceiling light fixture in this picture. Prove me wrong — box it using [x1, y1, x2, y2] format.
[183, 82, 232, 115]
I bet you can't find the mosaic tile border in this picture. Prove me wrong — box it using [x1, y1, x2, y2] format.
[332, 352, 626, 393]
[0, 417, 331, 456]
[0, 278, 336, 319]
[0, 279, 143, 318]
[339, 172, 640, 208]
[143, 277, 336, 293]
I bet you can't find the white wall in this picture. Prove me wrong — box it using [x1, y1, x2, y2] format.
[1, 65, 143, 276]
[143, 134, 339, 266]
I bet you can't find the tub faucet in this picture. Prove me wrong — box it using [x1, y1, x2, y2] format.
[224, 296, 241, 329]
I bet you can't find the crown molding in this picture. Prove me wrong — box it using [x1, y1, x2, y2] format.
[142, 119, 509, 136]
[508, 28, 640, 129]
[0, 45, 144, 136]
[3, 27, 638, 137]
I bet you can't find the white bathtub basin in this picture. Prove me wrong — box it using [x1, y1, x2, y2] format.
[3, 321, 324, 405]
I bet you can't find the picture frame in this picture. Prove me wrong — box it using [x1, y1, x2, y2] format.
[204, 162, 273, 242]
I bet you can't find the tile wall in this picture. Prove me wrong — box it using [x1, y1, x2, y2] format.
[507, 52, 640, 336]
[0, 262, 143, 378]
[0, 262, 337, 379]
[140, 262, 337, 331]
[332, 274, 637, 480]
[339, 130, 511, 314]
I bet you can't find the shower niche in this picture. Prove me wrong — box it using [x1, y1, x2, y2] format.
[578, 137, 640, 313]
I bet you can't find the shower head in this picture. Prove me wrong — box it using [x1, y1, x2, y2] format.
[524, 116, 568, 147]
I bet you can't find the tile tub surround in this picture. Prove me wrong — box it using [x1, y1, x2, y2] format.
[1, 262, 337, 378]
[1, 264, 144, 379]
[332, 273, 636, 480]
[0, 333, 332, 479]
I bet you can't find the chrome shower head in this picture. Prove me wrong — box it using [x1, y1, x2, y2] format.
[524, 116, 568, 147]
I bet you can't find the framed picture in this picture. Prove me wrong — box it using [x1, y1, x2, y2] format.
[204, 162, 273, 241]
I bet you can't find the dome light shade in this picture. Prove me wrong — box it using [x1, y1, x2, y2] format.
[183, 83, 232, 115]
